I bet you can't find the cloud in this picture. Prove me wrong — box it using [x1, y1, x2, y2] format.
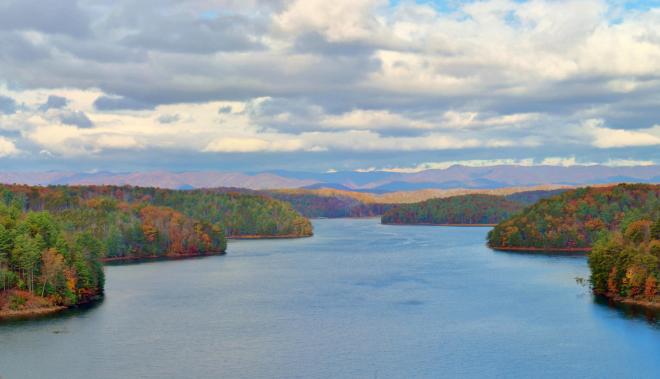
[0, 136, 19, 157]
[321, 109, 434, 130]
[0, 95, 17, 114]
[356, 156, 658, 173]
[204, 137, 303, 153]
[218, 106, 233, 114]
[0, 0, 90, 37]
[0, 0, 658, 171]
[157, 114, 180, 124]
[93, 96, 153, 111]
[59, 111, 94, 128]
[39, 95, 69, 111]
[584, 119, 660, 148]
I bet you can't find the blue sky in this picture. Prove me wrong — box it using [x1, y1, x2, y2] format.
[0, 0, 659, 173]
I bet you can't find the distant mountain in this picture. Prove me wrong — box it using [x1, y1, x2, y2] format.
[0, 171, 317, 190]
[0, 165, 657, 191]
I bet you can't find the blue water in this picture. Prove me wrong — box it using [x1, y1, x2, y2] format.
[0, 218, 658, 378]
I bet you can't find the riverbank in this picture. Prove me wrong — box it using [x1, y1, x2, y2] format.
[101, 251, 226, 263]
[489, 246, 591, 253]
[228, 233, 313, 240]
[0, 290, 102, 322]
[382, 222, 497, 227]
[595, 291, 660, 311]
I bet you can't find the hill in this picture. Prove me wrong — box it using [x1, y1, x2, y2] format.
[0, 185, 312, 253]
[0, 204, 104, 319]
[262, 187, 569, 219]
[588, 217, 659, 308]
[381, 194, 525, 226]
[487, 184, 660, 251]
[265, 190, 392, 218]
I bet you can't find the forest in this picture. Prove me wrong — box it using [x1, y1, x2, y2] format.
[0, 184, 312, 317]
[487, 184, 660, 250]
[381, 194, 525, 225]
[588, 217, 659, 306]
[0, 202, 104, 317]
[265, 190, 392, 218]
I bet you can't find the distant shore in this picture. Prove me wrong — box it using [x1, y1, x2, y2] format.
[489, 246, 591, 253]
[382, 222, 497, 227]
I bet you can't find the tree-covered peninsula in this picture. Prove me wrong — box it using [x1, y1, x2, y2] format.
[487, 184, 660, 251]
[589, 217, 659, 308]
[0, 184, 313, 319]
[0, 204, 104, 319]
[381, 194, 525, 226]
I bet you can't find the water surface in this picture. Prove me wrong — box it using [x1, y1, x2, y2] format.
[1, 219, 658, 378]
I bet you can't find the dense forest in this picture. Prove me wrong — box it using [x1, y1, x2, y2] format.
[589, 217, 659, 306]
[0, 185, 313, 240]
[381, 194, 525, 225]
[487, 184, 660, 250]
[0, 202, 104, 316]
[265, 190, 392, 218]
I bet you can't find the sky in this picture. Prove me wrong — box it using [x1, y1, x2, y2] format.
[0, 0, 659, 173]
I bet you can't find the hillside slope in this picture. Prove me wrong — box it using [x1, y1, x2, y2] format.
[487, 184, 660, 251]
[381, 194, 525, 225]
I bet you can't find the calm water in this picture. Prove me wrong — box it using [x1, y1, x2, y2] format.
[1, 218, 658, 379]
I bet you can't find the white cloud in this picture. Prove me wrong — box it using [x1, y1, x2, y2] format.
[359, 155, 658, 173]
[204, 137, 304, 153]
[321, 109, 434, 129]
[0, 137, 19, 157]
[584, 119, 660, 148]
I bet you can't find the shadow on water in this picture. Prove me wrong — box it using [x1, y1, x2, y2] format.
[593, 295, 660, 329]
[103, 252, 226, 266]
[489, 247, 587, 260]
[0, 296, 105, 327]
[490, 247, 660, 328]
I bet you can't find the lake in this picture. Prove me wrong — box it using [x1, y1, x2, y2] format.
[1, 218, 658, 378]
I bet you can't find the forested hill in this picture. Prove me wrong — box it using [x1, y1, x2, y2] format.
[381, 194, 525, 225]
[0, 201, 105, 318]
[265, 190, 392, 218]
[487, 184, 660, 251]
[0, 184, 314, 318]
[588, 217, 659, 307]
[0, 185, 313, 241]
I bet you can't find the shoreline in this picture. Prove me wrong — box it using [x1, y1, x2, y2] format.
[0, 305, 67, 321]
[102, 251, 226, 263]
[228, 233, 313, 240]
[489, 246, 591, 253]
[382, 222, 497, 227]
[0, 293, 103, 322]
[595, 291, 660, 311]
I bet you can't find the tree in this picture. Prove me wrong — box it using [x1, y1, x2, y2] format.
[11, 233, 42, 294]
[40, 248, 65, 297]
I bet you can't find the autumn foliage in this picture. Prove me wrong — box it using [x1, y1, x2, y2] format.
[487, 184, 660, 250]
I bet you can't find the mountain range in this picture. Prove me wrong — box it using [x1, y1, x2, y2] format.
[0, 165, 658, 192]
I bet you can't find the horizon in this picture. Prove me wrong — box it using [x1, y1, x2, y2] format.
[0, 162, 659, 175]
[0, 0, 659, 172]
